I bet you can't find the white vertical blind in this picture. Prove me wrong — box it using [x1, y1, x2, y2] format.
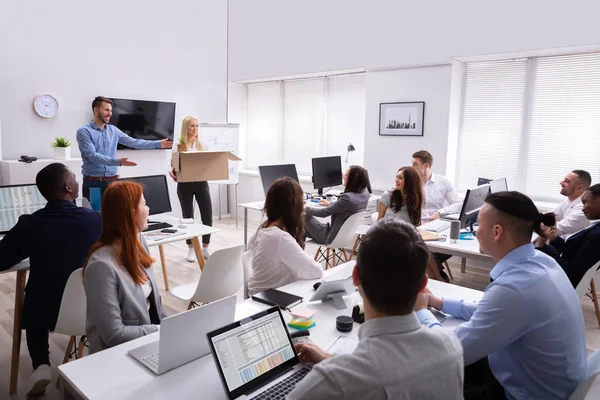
[456, 53, 600, 201]
[244, 73, 366, 174]
[245, 81, 282, 169]
[525, 53, 600, 200]
[282, 78, 325, 174]
[456, 59, 527, 191]
[326, 74, 366, 169]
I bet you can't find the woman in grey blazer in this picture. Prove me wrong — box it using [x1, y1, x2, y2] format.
[304, 165, 370, 245]
[83, 181, 167, 354]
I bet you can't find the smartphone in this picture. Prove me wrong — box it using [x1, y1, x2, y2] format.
[161, 229, 178, 233]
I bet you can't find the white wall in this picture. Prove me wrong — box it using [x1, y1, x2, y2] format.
[229, 0, 600, 81]
[0, 0, 227, 161]
[364, 65, 452, 190]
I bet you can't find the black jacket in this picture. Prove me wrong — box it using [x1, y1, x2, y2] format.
[538, 222, 600, 288]
[0, 200, 102, 330]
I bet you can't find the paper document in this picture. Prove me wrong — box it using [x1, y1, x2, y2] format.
[327, 336, 359, 356]
[142, 230, 185, 242]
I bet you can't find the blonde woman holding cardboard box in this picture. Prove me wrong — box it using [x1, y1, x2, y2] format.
[169, 116, 213, 260]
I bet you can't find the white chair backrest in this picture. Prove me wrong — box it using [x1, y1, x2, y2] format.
[575, 260, 600, 297]
[53, 268, 87, 336]
[330, 212, 365, 249]
[569, 371, 600, 400]
[193, 245, 245, 303]
[242, 250, 254, 300]
[588, 348, 600, 376]
[371, 212, 378, 224]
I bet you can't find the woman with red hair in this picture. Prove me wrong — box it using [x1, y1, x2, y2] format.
[83, 181, 166, 353]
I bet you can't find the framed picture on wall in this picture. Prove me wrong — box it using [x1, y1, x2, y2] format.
[379, 102, 425, 136]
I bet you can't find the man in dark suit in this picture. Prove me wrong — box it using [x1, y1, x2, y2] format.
[537, 183, 600, 288]
[0, 163, 102, 396]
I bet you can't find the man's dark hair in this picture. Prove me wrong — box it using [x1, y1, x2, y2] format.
[587, 183, 600, 197]
[36, 163, 70, 200]
[484, 191, 555, 240]
[344, 165, 369, 194]
[92, 96, 113, 110]
[572, 170, 592, 188]
[356, 218, 430, 315]
[412, 150, 433, 166]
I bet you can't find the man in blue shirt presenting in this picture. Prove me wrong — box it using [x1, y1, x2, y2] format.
[416, 191, 587, 400]
[76, 96, 173, 200]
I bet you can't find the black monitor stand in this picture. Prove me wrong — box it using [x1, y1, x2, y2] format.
[317, 188, 324, 197]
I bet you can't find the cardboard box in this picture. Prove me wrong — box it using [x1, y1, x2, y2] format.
[172, 150, 241, 182]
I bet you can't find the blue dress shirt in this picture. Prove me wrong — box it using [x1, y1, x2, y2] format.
[418, 243, 587, 400]
[76, 121, 161, 177]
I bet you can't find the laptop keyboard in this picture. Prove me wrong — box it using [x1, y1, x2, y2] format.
[141, 352, 160, 370]
[253, 368, 309, 399]
[143, 222, 173, 232]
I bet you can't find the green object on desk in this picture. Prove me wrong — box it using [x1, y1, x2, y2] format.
[288, 318, 316, 330]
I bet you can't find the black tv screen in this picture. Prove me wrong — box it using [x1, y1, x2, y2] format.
[110, 98, 176, 150]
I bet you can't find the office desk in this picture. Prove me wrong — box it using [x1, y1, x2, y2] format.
[238, 195, 381, 249]
[58, 265, 483, 400]
[143, 216, 220, 291]
[1, 260, 30, 394]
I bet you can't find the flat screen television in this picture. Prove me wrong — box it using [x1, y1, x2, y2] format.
[110, 98, 176, 150]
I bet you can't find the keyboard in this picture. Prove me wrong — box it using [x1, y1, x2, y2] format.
[141, 352, 160, 371]
[420, 219, 451, 233]
[253, 368, 309, 399]
[143, 222, 173, 232]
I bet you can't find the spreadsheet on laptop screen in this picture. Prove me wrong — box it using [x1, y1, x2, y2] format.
[211, 312, 295, 391]
[0, 185, 46, 233]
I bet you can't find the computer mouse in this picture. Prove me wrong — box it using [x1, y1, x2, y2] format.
[177, 224, 188, 229]
[313, 281, 322, 291]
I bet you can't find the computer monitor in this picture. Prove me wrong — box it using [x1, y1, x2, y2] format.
[477, 177, 492, 186]
[490, 178, 508, 193]
[258, 164, 299, 196]
[459, 184, 491, 231]
[312, 156, 343, 196]
[0, 183, 47, 234]
[119, 175, 172, 216]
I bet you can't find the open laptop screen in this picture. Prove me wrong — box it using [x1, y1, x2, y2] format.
[207, 307, 298, 399]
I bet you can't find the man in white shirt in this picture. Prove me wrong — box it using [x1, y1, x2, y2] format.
[287, 219, 463, 400]
[412, 150, 463, 280]
[411, 150, 463, 222]
[551, 170, 591, 238]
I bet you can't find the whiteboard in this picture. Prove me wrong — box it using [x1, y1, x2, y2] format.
[199, 123, 240, 184]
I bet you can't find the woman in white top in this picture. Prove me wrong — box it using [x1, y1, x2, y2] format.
[378, 166, 424, 226]
[248, 177, 323, 295]
[83, 181, 166, 354]
[169, 116, 213, 261]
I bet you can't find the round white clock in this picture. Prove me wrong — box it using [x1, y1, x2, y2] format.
[32, 94, 59, 118]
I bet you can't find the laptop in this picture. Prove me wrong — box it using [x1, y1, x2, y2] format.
[128, 295, 237, 375]
[207, 306, 310, 399]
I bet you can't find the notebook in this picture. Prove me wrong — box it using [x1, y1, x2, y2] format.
[251, 289, 303, 310]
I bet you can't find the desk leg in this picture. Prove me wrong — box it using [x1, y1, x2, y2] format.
[244, 208, 248, 250]
[191, 237, 206, 271]
[158, 244, 169, 291]
[10, 270, 26, 394]
[460, 257, 467, 273]
[59, 374, 80, 400]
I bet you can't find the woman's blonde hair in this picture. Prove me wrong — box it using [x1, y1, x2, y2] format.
[180, 116, 203, 150]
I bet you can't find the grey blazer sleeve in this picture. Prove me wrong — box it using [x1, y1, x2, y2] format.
[305, 195, 353, 218]
[84, 260, 158, 348]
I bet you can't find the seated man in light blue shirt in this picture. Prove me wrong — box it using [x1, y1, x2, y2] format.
[76, 96, 173, 200]
[416, 191, 587, 400]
